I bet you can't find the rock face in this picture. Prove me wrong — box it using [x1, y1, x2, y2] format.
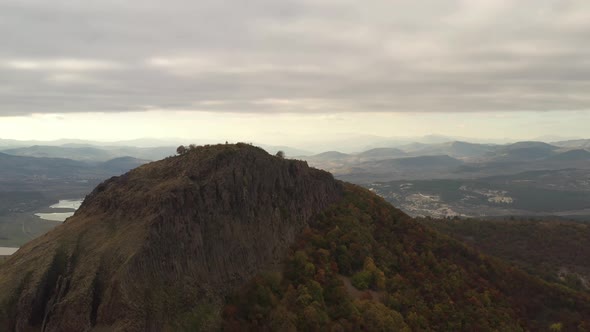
[0, 144, 343, 331]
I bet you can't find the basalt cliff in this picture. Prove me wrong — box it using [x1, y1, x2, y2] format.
[0, 144, 342, 331]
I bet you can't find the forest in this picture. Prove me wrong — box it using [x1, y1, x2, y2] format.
[222, 184, 590, 331]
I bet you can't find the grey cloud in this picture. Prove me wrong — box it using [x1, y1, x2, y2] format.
[1, 0, 590, 116]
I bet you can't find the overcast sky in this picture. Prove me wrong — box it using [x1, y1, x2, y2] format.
[1, 0, 589, 143]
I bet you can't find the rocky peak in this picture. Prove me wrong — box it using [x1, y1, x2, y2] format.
[0, 143, 343, 331]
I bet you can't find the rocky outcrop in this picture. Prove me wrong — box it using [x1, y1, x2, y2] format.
[0, 143, 343, 331]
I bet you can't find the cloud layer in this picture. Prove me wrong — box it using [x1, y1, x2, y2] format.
[1, 0, 590, 115]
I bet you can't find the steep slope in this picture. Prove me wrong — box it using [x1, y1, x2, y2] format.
[0, 144, 343, 331]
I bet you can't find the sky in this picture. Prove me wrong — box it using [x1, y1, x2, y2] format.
[1, 0, 589, 144]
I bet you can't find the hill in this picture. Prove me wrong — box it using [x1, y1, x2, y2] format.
[547, 149, 590, 162]
[485, 141, 559, 162]
[308, 151, 351, 161]
[1, 145, 173, 162]
[301, 140, 590, 183]
[553, 139, 590, 150]
[401, 141, 495, 159]
[0, 152, 89, 179]
[99, 157, 150, 173]
[223, 185, 590, 331]
[0, 153, 149, 180]
[356, 148, 407, 160]
[2, 145, 115, 162]
[335, 155, 465, 183]
[421, 217, 590, 292]
[445, 141, 496, 158]
[504, 141, 557, 151]
[0, 144, 343, 331]
[382, 155, 463, 168]
[0, 144, 589, 331]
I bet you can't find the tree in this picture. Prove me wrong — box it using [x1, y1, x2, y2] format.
[176, 145, 187, 155]
[276, 150, 285, 159]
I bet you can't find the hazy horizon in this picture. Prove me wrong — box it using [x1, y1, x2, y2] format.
[1, 127, 588, 155]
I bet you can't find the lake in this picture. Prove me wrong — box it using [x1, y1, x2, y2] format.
[0, 247, 18, 255]
[50, 199, 83, 210]
[35, 198, 83, 222]
[34, 212, 75, 222]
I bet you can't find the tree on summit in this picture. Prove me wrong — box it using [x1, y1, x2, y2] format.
[176, 145, 188, 155]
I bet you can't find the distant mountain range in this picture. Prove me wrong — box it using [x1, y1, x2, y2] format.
[0, 140, 311, 161]
[2, 137, 588, 190]
[2, 135, 587, 154]
[1, 137, 589, 220]
[356, 147, 407, 159]
[1, 145, 174, 162]
[552, 139, 590, 150]
[398, 141, 496, 159]
[299, 140, 590, 183]
[0, 137, 185, 149]
[0, 152, 148, 180]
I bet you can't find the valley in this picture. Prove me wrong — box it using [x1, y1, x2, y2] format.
[299, 140, 590, 219]
[0, 148, 152, 247]
[367, 169, 590, 218]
